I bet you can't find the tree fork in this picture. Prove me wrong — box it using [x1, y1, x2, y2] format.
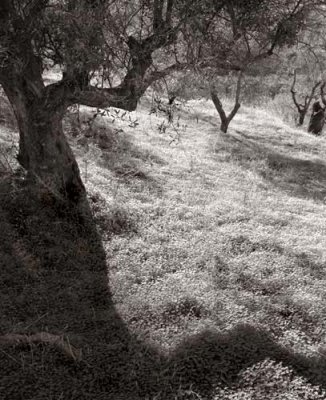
[211, 71, 243, 133]
[290, 70, 321, 126]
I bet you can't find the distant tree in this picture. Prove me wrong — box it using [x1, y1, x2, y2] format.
[211, 71, 243, 133]
[290, 69, 321, 125]
[308, 82, 326, 134]
[0, 0, 321, 204]
[188, 0, 319, 133]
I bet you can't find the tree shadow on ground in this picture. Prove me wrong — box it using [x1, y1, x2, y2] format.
[77, 126, 165, 197]
[212, 235, 326, 337]
[66, 107, 167, 184]
[0, 175, 142, 399]
[1, 176, 326, 399]
[214, 131, 326, 202]
[169, 324, 326, 396]
[220, 234, 325, 279]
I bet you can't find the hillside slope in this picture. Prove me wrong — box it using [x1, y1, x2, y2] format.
[1, 98, 326, 399]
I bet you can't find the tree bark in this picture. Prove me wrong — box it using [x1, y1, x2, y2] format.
[220, 120, 229, 134]
[0, 1, 183, 206]
[2, 80, 85, 203]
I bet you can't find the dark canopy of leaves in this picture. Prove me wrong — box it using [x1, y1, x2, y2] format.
[0, 0, 318, 109]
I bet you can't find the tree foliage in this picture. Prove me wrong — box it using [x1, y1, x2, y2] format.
[0, 0, 320, 202]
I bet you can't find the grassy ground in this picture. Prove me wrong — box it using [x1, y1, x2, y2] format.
[1, 95, 326, 399]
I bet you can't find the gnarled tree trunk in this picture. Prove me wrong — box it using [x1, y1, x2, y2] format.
[2, 79, 85, 204]
[0, 0, 185, 207]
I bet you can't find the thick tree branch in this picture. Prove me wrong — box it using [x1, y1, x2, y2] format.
[71, 86, 141, 111]
[43, 1, 187, 113]
[44, 80, 137, 111]
[43, 0, 198, 114]
[45, 62, 187, 112]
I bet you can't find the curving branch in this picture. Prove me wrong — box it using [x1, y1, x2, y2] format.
[43, 2, 185, 113]
[44, 62, 187, 113]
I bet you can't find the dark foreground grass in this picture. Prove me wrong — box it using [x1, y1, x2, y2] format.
[0, 175, 326, 400]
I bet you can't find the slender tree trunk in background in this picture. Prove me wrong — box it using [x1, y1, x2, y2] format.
[220, 118, 230, 134]
[210, 71, 243, 134]
[290, 70, 321, 127]
[211, 91, 240, 133]
[2, 79, 86, 204]
[298, 111, 305, 126]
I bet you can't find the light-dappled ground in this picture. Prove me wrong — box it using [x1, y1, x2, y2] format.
[1, 96, 326, 399]
[81, 99, 326, 397]
[82, 100, 326, 340]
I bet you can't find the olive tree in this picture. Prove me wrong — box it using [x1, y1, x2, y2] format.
[0, 0, 194, 203]
[0, 0, 320, 203]
[184, 0, 318, 133]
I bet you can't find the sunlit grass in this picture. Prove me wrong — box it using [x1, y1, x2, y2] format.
[1, 91, 326, 398]
[80, 98, 326, 387]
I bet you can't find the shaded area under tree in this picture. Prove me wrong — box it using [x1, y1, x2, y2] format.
[0, 175, 326, 399]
